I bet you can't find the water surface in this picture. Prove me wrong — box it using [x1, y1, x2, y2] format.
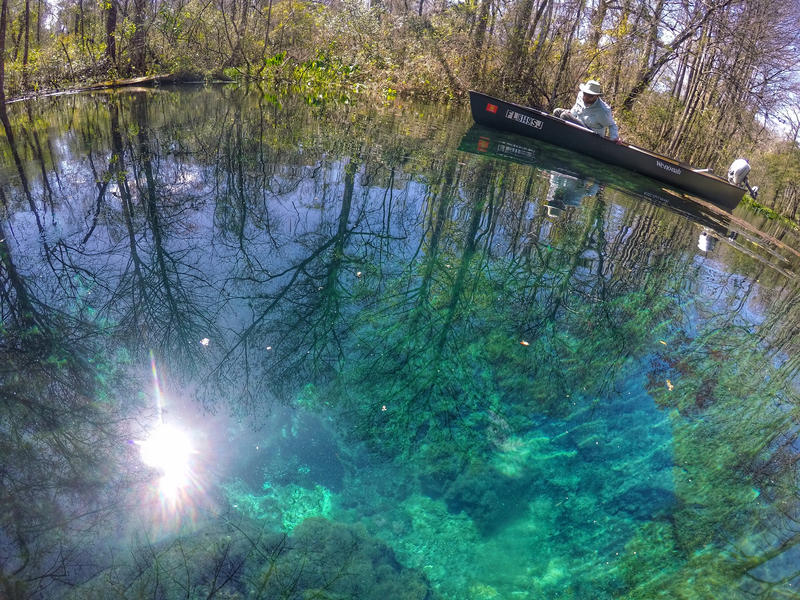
[2, 85, 800, 599]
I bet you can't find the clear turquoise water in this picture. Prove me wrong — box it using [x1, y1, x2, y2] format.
[2, 86, 800, 599]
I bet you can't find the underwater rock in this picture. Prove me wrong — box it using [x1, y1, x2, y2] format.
[442, 463, 532, 535]
[431, 432, 577, 535]
[605, 484, 676, 521]
[416, 441, 470, 498]
[66, 515, 437, 599]
[258, 517, 438, 600]
[277, 483, 334, 531]
[370, 493, 480, 592]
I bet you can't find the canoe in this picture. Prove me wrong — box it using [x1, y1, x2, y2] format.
[468, 90, 748, 211]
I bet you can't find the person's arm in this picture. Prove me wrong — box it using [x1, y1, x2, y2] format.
[608, 119, 619, 141]
[568, 93, 584, 118]
[604, 104, 620, 141]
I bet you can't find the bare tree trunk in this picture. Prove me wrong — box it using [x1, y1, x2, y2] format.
[608, 0, 632, 100]
[655, 35, 699, 146]
[131, 0, 147, 73]
[471, 0, 492, 83]
[105, 0, 117, 66]
[670, 45, 689, 100]
[0, 0, 7, 104]
[22, 0, 30, 87]
[525, 0, 553, 101]
[635, 0, 663, 87]
[507, 0, 535, 69]
[526, 0, 549, 43]
[472, 0, 491, 50]
[480, 0, 498, 84]
[265, 0, 274, 46]
[240, 0, 248, 29]
[222, 0, 246, 69]
[507, 0, 550, 96]
[622, 0, 735, 111]
[667, 87, 700, 156]
[13, 13, 22, 60]
[667, 40, 711, 159]
[587, 0, 607, 51]
[548, 0, 585, 110]
[229, 0, 250, 69]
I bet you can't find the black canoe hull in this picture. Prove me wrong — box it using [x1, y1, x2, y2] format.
[469, 90, 746, 210]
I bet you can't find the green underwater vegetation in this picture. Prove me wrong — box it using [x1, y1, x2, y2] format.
[68, 514, 437, 599]
[3, 87, 800, 599]
[213, 187, 791, 598]
[223, 479, 334, 532]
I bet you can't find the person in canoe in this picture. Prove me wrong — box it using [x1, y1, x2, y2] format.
[553, 80, 621, 143]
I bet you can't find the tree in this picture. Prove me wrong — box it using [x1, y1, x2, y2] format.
[1, 0, 7, 104]
[131, 0, 146, 72]
[621, 0, 736, 112]
[105, 0, 116, 66]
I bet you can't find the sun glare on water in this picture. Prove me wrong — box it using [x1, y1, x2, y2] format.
[138, 422, 194, 499]
[136, 351, 200, 507]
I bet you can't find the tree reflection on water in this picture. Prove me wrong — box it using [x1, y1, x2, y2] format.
[2, 87, 800, 599]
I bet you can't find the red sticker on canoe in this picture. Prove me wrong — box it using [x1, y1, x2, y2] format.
[486, 103, 498, 113]
[477, 138, 489, 152]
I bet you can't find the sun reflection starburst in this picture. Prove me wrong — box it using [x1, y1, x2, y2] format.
[137, 422, 194, 498]
[134, 351, 201, 510]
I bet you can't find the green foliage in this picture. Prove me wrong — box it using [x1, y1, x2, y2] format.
[291, 51, 359, 104]
[740, 146, 800, 226]
[741, 193, 799, 229]
[265, 51, 286, 66]
[223, 66, 243, 81]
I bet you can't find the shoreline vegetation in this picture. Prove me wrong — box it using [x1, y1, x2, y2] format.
[1, 0, 799, 224]
[3, 72, 233, 101]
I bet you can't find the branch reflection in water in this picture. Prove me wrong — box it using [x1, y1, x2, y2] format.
[1, 87, 800, 599]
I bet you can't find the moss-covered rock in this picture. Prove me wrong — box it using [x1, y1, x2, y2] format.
[255, 517, 437, 600]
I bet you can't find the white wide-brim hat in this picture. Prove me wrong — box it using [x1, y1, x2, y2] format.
[579, 80, 604, 96]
